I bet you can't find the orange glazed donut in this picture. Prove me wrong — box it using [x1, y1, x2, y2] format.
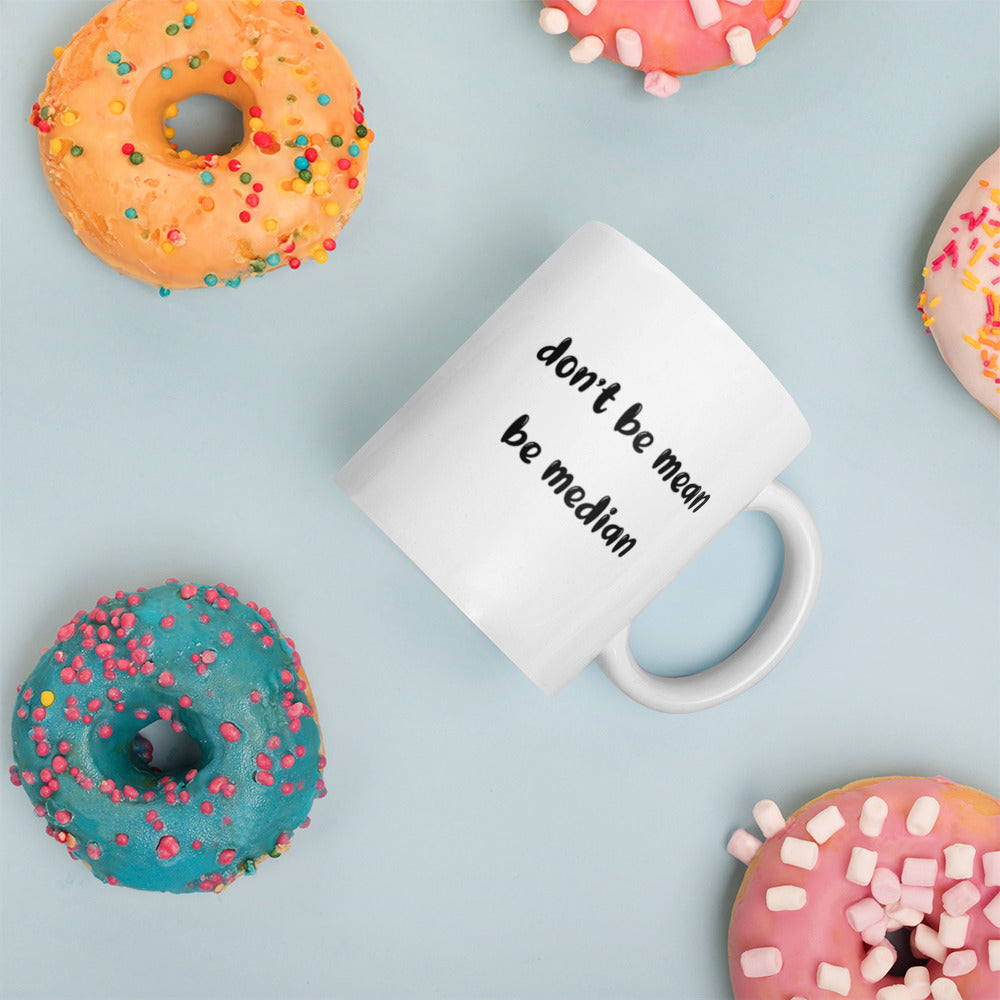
[30, 0, 372, 293]
[538, 0, 801, 96]
[726, 777, 1000, 1000]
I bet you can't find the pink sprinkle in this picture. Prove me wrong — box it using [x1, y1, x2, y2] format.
[87, 843, 102, 860]
[158, 671, 175, 687]
[97, 724, 113, 739]
[116, 833, 128, 845]
[156, 835, 180, 860]
[55, 809, 72, 824]
[157, 706, 172, 720]
[208, 775, 227, 794]
[201, 650, 216, 664]
[52, 755, 67, 773]
[180, 584, 197, 599]
[57, 623, 76, 642]
[161, 616, 175, 629]
[219, 848, 236, 865]
[200, 801, 213, 814]
[267, 735, 280, 749]
[255, 770, 275, 786]
[281, 754, 294, 769]
[256, 753, 272, 770]
[219, 722, 241, 742]
[220, 631, 233, 646]
[179, 695, 192, 708]
[280, 782, 294, 795]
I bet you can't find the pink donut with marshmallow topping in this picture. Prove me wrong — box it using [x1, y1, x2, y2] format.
[726, 776, 1000, 1000]
[538, 0, 801, 96]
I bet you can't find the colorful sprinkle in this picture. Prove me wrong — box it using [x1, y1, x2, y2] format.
[107, 51, 121, 63]
[199, 171, 213, 185]
[160, 66, 173, 79]
[204, 274, 218, 286]
[125, 208, 138, 219]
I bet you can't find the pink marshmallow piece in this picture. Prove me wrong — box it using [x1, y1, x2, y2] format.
[861, 914, 889, 946]
[871, 867, 902, 905]
[985, 888, 1000, 928]
[740, 946, 782, 978]
[941, 949, 977, 977]
[942, 879, 981, 916]
[899, 884, 935, 914]
[727, 828, 762, 864]
[984, 850, 1000, 886]
[642, 71, 680, 98]
[614, 28, 642, 68]
[846, 897, 885, 932]
[901, 857, 938, 887]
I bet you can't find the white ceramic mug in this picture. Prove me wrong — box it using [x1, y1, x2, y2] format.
[337, 222, 822, 712]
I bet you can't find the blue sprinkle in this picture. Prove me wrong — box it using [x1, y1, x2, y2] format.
[159, 287, 171, 297]
[226, 277, 242, 288]
[317, 93, 330, 106]
[294, 156, 309, 170]
[295, 134, 308, 147]
[348, 143, 360, 157]
[204, 274, 218, 287]
[107, 51, 121, 63]
[117, 62, 131, 75]
[183, 14, 195, 27]
[266, 253, 280, 266]
[199, 171, 213, 185]
[160, 66, 173, 79]
[124, 208, 138, 219]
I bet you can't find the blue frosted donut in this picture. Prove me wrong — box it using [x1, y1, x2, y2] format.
[9, 580, 325, 893]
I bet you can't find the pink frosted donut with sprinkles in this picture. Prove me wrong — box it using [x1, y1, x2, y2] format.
[538, 0, 801, 96]
[919, 148, 1000, 419]
[30, 0, 372, 293]
[9, 580, 326, 893]
[726, 776, 1000, 1000]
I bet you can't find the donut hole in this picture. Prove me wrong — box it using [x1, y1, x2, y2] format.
[884, 927, 929, 978]
[166, 94, 244, 156]
[132, 718, 204, 777]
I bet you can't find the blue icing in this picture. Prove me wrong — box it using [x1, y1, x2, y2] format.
[10, 582, 325, 893]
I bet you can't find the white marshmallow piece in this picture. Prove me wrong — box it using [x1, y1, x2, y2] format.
[688, 0, 722, 29]
[899, 885, 935, 914]
[929, 978, 962, 1000]
[876, 987, 913, 1000]
[847, 846, 879, 886]
[871, 866, 902, 904]
[943, 843, 976, 880]
[726, 828, 762, 865]
[642, 70, 680, 98]
[905, 965, 932, 1000]
[614, 28, 642, 68]
[985, 888, 1000, 928]
[566, 0, 597, 14]
[846, 897, 885, 932]
[816, 962, 851, 997]
[538, 8, 569, 34]
[906, 795, 940, 836]
[806, 805, 846, 844]
[886, 903, 924, 927]
[765, 885, 806, 911]
[942, 949, 977, 977]
[942, 879, 981, 916]
[780, 836, 819, 870]
[860, 796, 889, 837]
[937, 912, 969, 949]
[740, 946, 782, 978]
[984, 850, 1000, 886]
[753, 799, 785, 839]
[902, 857, 938, 886]
[912, 924, 947, 963]
[725, 26, 757, 66]
[861, 944, 896, 983]
[989, 939, 1000, 972]
[569, 36, 603, 63]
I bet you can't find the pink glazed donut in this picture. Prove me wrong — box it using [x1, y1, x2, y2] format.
[726, 777, 1000, 1000]
[538, 0, 801, 96]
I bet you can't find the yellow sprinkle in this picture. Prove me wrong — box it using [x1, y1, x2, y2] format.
[924, 316, 935, 327]
[928, 296, 941, 308]
[243, 54, 260, 71]
[61, 110, 78, 126]
[165, 103, 179, 120]
[109, 99, 126, 115]
[991, 188, 1000, 204]
[52, 46, 64, 58]
[961, 272, 981, 290]
[313, 159, 330, 176]
[963, 334, 982, 349]
[161, 241, 175, 254]
[323, 201, 340, 217]
[40, 691, 55, 707]
[248, 116, 263, 130]
[357, 138, 370, 151]
[184, 1, 199, 12]
[179, 149, 195, 160]
[65, 833, 77, 850]
[313, 248, 328, 264]
[313, 180, 329, 196]
[291, 177, 308, 193]
[263, 216, 278, 232]
[164, 126, 176, 140]
[49, 138, 64, 156]
[969, 244, 986, 267]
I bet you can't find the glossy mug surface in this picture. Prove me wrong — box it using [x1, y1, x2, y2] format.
[337, 222, 822, 712]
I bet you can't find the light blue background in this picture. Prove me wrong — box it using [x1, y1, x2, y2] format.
[2, 2, 998, 998]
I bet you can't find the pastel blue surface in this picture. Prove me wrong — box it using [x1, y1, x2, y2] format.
[1, 2, 998, 998]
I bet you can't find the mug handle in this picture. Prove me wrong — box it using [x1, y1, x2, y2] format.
[595, 481, 822, 713]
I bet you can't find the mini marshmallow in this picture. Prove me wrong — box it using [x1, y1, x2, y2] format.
[725, 26, 756, 66]
[929, 978, 962, 1000]
[984, 850, 1000, 886]
[688, 0, 723, 30]
[989, 939, 1000, 972]
[860, 795, 888, 837]
[943, 843, 976, 880]
[984, 888, 1000, 928]
[614, 28, 642, 68]
[538, 8, 569, 33]
[906, 795, 941, 836]
[876, 987, 913, 1000]
[806, 805, 846, 844]
[871, 867, 902, 905]
[911, 923, 947, 963]
[740, 946, 782, 978]
[569, 36, 603, 63]
[642, 70, 680, 98]
[942, 879, 981, 916]
[937, 912, 969, 949]
[752, 799, 785, 839]
[566, 0, 597, 14]
[780, 836, 819, 870]
[765, 885, 806, 911]
[902, 857, 938, 887]
[816, 962, 851, 996]
[905, 965, 932, 1000]
[942, 949, 977, 977]
[860, 943, 896, 983]
[846, 897, 885, 932]
[861, 914, 889, 946]
[886, 903, 924, 927]
[899, 884, 935, 914]
[846, 846, 878, 886]
[727, 828, 763, 865]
